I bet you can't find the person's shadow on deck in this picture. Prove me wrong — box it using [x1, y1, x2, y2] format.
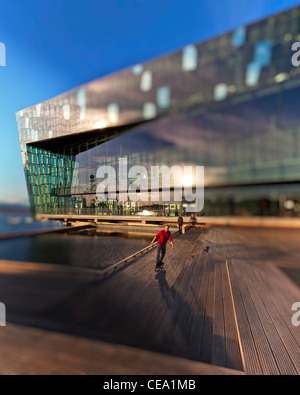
[154, 261, 234, 367]
[154, 266, 212, 362]
[155, 269, 177, 316]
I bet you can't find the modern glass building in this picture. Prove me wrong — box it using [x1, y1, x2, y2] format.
[16, 6, 300, 218]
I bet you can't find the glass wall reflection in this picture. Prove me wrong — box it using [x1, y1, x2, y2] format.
[19, 6, 300, 218]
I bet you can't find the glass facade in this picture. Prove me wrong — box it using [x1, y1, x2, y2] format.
[16, 6, 300, 217]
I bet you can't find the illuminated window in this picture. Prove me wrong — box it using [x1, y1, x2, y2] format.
[63, 105, 70, 120]
[157, 86, 170, 108]
[274, 73, 289, 83]
[36, 104, 41, 117]
[254, 40, 272, 66]
[182, 45, 198, 71]
[140, 71, 152, 92]
[214, 83, 228, 101]
[107, 103, 119, 123]
[132, 64, 143, 75]
[231, 26, 246, 47]
[143, 103, 157, 119]
[30, 130, 38, 142]
[246, 61, 261, 86]
[93, 120, 107, 129]
[77, 90, 86, 120]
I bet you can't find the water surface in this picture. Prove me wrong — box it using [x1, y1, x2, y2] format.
[0, 229, 152, 269]
[0, 213, 62, 235]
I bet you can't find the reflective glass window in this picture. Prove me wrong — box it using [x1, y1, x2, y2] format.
[107, 103, 119, 123]
[63, 104, 71, 120]
[132, 64, 143, 75]
[143, 103, 157, 119]
[157, 86, 170, 108]
[231, 26, 246, 47]
[140, 71, 152, 92]
[254, 40, 273, 66]
[77, 90, 86, 120]
[246, 61, 261, 86]
[36, 104, 41, 117]
[214, 83, 228, 101]
[182, 45, 198, 71]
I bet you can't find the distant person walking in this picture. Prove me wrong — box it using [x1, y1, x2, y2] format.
[177, 214, 184, 235]
[151, 225, 174, 269]
[190, 213, 197, 230]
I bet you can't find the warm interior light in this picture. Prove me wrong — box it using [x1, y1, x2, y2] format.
[142, 210, 151, 216]
[93, 120, 108, 129]
[284, 200, 295, 210]
[274, 73, 289, 83]
[182, 175, 193, 187]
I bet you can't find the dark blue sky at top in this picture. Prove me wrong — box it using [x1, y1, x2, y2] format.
[0, 0, 299, 203]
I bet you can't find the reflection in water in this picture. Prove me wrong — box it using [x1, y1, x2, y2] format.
[0, 230, 151, 270]
[0, 213, 62, 235]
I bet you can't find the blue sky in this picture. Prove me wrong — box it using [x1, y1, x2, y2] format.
[0, 0, 299, 204]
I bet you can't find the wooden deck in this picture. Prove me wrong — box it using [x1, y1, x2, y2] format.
[0, 323, 243, 375]
[0, 226, 299, 375]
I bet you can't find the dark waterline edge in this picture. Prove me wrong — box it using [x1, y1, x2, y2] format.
[0, 228, 180, 278]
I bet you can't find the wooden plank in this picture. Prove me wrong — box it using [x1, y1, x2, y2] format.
[231, 261, 280, 375]
[170, 251, 207, 355]
[159, 251, 203, 354]
[212, 229, 243, 371]
[248, 267, 300, 374]
[199, 256, 215, 363]
[108, 230, 194, 333]
[0, 324, 245, 375]
[254, 264, 300, 346]
[188, 254, 212, 361]
[239, 261, 298, 375]
[143, 237, 202, 348]
[185, 252, 208, 343]
[119, 230, 205, 354]
[260, 263, 300, 304]
[226, 260, 263, 375]
[212, 262, 227, 367]
[221, 263, 243, 372]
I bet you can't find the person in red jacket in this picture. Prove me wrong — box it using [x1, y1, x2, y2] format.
[151, 224, 174, 269]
